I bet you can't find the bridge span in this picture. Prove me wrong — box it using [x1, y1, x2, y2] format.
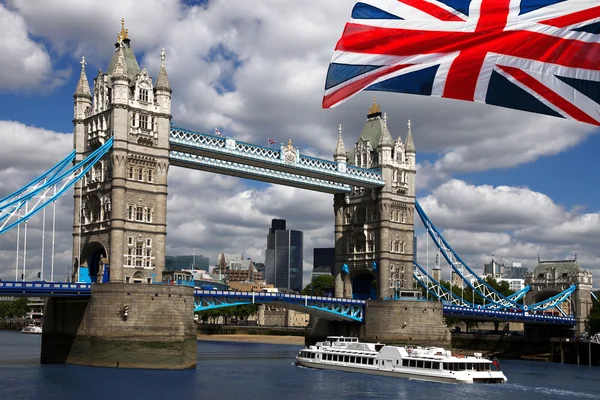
[0, 280, 576, 325]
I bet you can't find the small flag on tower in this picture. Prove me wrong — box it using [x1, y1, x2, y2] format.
[214, 128, 222, 136]
[268, 138, 276, 145]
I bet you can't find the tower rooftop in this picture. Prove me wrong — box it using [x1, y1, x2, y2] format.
[107, 19, 141, 82]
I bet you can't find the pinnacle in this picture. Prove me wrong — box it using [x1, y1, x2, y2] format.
[406, 119, 415, 153]
[335, 124, 345, 157]
[155, 48, 171, 92]
[378, 119, 394, 147]
[111, 46, 129, 80]
[75, 56, 92, 98]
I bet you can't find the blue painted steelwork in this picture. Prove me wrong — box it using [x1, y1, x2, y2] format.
[413, 261, 476, 307]
[0, 281, 91, 297]
[414, 251, 575, 314]
[169, 127, 385, 193]
[0, 280, 578, 325]
[193, 290, 365, 322]
[0, 138, 114, 235]
[0, 150, 75, 207]
[416, 200, 533, 309]
[170, 150, 352, 193]
[413, 261, 529, 308]
[443, 305, 576, 325]
[592, 290, 599, 304]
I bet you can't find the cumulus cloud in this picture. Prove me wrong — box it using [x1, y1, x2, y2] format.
[0, 122, 335, 285]
[2, 0, 600, 289]
[0, 5, 64, 91]
[416, 180, 600, 280]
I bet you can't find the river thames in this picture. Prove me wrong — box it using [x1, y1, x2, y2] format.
[0, 331, 598, 400]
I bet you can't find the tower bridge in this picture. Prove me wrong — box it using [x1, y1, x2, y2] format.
[0, 22, 593, 369]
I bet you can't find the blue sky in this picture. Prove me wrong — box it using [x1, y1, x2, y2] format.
[1, 0, 599, 287]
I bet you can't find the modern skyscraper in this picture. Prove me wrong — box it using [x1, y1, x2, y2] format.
[265, 219, 304, 291]
[313, 248, 335, 275]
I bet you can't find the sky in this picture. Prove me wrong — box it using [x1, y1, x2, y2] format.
[0, 0, 599, 290]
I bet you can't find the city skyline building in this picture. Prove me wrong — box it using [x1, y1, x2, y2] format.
[313, 248, 335, 275]
[265, 219, 304, 292]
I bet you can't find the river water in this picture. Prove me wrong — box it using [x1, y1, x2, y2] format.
[0, 331, 598, 400]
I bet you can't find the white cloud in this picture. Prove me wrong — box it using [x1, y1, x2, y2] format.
[0, 5, 62, 91]
[416, 180, 600, 280]
[2, 0, 600, 290]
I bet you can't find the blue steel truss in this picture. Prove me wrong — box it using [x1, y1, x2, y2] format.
[0, 281, 91, 297]
[415, 200, 529, 309]
[443, 305, 576, 325]
[592, 290, 599, 304]
[193, 290, 365, 322]
[169, 127, 385, 193]
[0, 138, 113, 235]
[0, 280, 578, 325]
[413, 261, 529, 308]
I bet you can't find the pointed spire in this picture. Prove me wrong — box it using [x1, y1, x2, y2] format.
[378, 117, 393, 147]
[335, 124, 345, 156]
[155, 48, 171, 92]
[75, 56, 92, 98]
[405, 119, 415, 153]
[111, 46, 129, 80]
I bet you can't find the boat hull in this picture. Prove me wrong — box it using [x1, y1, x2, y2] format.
[296, 359, 505, 384]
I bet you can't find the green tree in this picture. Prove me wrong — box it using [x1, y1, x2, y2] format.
[0, 297, 30, 319]
[302, 275, 334, 296]
[588, 291, 600, 335]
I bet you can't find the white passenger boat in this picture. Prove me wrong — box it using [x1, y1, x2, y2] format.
[21, 324, 42, 334]
[296, 336, 507, 384]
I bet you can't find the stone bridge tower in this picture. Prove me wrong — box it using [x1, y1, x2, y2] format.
[308, 100, 450, 347]
[333, 99, 417, 300]
[72, 20, 171, 284]
[525, 257, 593, 336]
[44, 21, 195, 370]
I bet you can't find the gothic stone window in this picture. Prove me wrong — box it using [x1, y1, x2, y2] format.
[135, 242, 143, 267]
[147, 169, 153, 182]
[136, 206, 144, 222]
[139, 88, 149, 102]
[139, 114, 149, 130]
[127, 204, 154, 223]
[137, 167, 143, 181]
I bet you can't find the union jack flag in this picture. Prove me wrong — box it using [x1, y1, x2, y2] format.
[323, 0, 600, 126]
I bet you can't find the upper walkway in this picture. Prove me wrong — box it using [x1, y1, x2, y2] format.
[169, 127, 385, 193]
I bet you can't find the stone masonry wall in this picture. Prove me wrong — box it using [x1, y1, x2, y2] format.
[361, 300, 450, 347]
[42, 282, 196, 369]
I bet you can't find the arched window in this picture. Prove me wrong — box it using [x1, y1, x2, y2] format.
[133, 271, 145, 283]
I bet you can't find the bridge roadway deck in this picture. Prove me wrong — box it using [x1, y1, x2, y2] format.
[0, 281, 576, 325]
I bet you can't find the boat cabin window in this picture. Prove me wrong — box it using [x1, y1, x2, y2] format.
[443, 362, 490, 371]
[404, 359, 442, 369]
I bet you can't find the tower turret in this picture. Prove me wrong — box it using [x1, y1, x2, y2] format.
[74, 57, 92, 152]
[155, 48, 172, 115]
[405, 119, 416, 169]
[334, 124, 347, 167]
[110, 45, 131, 106]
